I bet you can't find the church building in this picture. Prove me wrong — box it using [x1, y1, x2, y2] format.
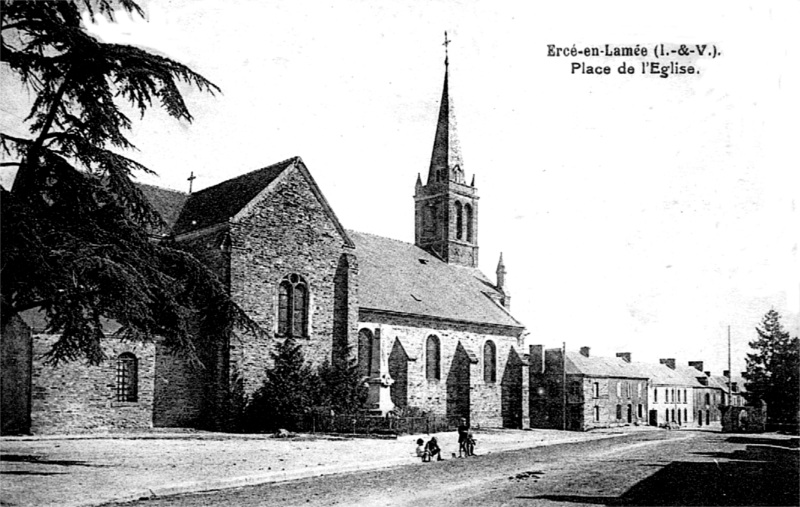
[1, 54, 529, 434]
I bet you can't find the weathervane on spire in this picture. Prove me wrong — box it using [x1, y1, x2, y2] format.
[443, 31, 451, 65]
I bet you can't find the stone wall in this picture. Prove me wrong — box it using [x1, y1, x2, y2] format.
[1, 316, 32, 435]
[29, 334, 154, 434]
[359, 311, 525, 428]
[529, 348, 648, 431]
[153, 343, 206, 428]
[228, 165, 355, 397]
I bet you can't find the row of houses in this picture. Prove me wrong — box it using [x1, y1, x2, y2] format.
[529, 345, 746, 431]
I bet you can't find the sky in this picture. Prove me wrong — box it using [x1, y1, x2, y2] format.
[2, 0, 798, 376]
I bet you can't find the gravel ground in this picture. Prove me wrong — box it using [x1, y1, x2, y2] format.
[0, 426, 644, 507]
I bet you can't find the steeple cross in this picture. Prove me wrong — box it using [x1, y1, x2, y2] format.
[443, 31, 452, 62]
[187, 171, 196, 193]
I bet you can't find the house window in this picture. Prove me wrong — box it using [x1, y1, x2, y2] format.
[684, 408, 687, 422]
[465, 204, 473, 243]
[593, 382, 600, 398]
[455, 201, 463, 240]
[594, 406, 600, 422]
[683, 389, 687, 404]
[705, 393, 710, 405]
[277, 274, 309, 338]
[638, 404, 643, 418]
[654, 388, 658, 403]
[116, 353, 138, 402]
[426, 335, 440, 381]
[616, 404, 622, 420]
[637, 382, 642, 398]
[671, 389, 675, 403]
[626, 382, 631, 399]
[616, 382, 621, 398]
[483, 340, 496, 383]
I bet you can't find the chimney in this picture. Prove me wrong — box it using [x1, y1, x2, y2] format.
[723, 370, 730, 378]
[530, 345, 544, 374]
[688, 361, 704, 372]
[659, 358, 676, 370]
[616, 352, 631, 363]
[580, 346, 590, 357]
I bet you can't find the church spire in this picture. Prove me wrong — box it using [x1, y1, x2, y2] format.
[414, 32, 479, 268]
[427, 31, 464, 186]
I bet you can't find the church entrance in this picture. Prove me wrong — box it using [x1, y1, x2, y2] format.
[388, 339, 409, 409]
[446, 343, 471, 424]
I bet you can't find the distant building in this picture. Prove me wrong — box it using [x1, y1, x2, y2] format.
[623, 356, 699, 427]
[529, 346, 648, 431]
[674, 361, 727, 427]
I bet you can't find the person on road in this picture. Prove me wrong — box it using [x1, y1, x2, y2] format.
[416, 438, 430, 462]
[457, 418, 472, 457]
[425, 436, 443, 461]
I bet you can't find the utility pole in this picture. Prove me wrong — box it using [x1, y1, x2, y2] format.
[562, 341, 567, 431]
[727, 325, 732, 404]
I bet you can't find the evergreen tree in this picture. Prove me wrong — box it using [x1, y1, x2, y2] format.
[316, 353, 368, 414]
[245, 338, 318, 432]
[1, 1, 261, 364]
[744, 310, 800, 428]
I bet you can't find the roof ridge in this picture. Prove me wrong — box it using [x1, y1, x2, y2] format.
[347, 229, 411, 243]
[136, 182, 188, 195]
[191, 156, 300, 196]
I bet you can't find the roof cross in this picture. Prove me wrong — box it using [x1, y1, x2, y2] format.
[187, 171, 196, 194]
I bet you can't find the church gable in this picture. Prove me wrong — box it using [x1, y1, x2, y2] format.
[226, 159, 357, 392]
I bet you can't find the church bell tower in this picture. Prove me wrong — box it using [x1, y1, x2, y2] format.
[414, 33, 479, 268]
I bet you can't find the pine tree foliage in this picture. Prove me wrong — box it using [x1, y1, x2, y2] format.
[245, 338, 318, 432]
[244, 342, 368, 432]
[316, 350, 368, 414]
[744, 310, 800, 427]
[1, 0, 262, 365]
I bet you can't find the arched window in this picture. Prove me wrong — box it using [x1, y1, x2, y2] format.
[358, 328, 374, 377]
[465, 204, 473, 243]
[277, 274, 309, 338]
[426, 335, 440, 381]
[116, 353, 138, 402]
[455, 201, 463, 240]
[483, 340, 496, 383]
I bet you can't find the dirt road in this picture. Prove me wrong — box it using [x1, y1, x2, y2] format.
[102, 431, 799, 506]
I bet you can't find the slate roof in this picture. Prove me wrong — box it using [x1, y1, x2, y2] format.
[172, 157, 296, 235]
[138, 183, 189, 231]
[673, 364, 726, 390]
[563, 352, 648, 378]
[349, 231, 522, 329]
[628, 362, 700, 387]
[708, 375, 733, 391]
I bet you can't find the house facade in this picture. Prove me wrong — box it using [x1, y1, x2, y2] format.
[675, 361, 725, 427]
[624, 357, 698, 427]
[529, 346, 648, 431]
